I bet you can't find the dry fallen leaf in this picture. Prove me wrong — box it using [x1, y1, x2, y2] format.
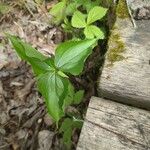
[0, 45, 8, 69]
[44, 113, 54, 126]
[15, 79, 35, 100]
[38, 130, 54, 150]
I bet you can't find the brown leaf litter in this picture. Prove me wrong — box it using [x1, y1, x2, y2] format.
[0, 0, 104, 149]
[0, 1, 63, 149]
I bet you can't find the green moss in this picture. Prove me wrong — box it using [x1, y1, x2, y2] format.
[107, 28, 125, 64]
[107, 0, 128, 64]
[116, 0, 129, 19]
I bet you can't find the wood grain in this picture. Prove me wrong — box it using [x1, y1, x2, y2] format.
[98, 18, 150, 110]
[77, 97, 150, 150]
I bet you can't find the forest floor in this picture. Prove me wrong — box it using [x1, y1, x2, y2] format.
[0, 1, 104, 149]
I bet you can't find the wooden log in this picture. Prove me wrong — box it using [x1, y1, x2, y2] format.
[77, 97, 150, 150]
[98, 16, 150, 109]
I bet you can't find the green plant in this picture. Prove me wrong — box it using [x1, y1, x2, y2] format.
[7, 34, 96, 148]
[59, 117, 83, 149]
[71, 6, 107, 39]
[7, 1, 108, 149]
[49, 0, 102, 25]
[7, 34, 97, 123]
[49, 1, 107, 39]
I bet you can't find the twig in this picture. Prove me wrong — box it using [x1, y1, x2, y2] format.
[125, 0, 137, 28]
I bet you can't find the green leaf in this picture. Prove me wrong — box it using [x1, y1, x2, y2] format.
[57, 71, 68, 78]
[49, 2, 66, 25]
[44, 56, 55, 68]
[84, 26, 94, 39]
[7, 34, 53, 76]
[66, 2, 78, 16]
[59, 118, 73, 149]
[63, 128, 72, 149]
[59, 118, 72, 133]
[55, 39, 97, 75]
[62, 96, 72, 112]
[83, 0, 101, 12]
[37, 72, 67, 122]
[28, 58, 54, 76]
[49, 2, 65, 16]
[71, 11, 86, 28]
[62, 83, 74, 111]
[73, 90, 84, 104]
[62, 18, 73, 32]
[87, 6, 107, 24]
[59, 118, 83, 149]
[72, 118, 83, 129]
[84, 25, 105, 39]
[58, 77, 70, 108]
[82, 0, 93, 12]
[7, 34, 47, 61]
[73, 0, 84, 5]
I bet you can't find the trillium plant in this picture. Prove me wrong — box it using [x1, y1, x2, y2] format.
[7, 34, 96, 122]
[7, 1, 107, 149]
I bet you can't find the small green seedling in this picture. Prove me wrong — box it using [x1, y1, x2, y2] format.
[49, 1, 67, 25]
[49, 0, 102, 25]
[71, 6, 107, 39]
[59, 117, 83, 149]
